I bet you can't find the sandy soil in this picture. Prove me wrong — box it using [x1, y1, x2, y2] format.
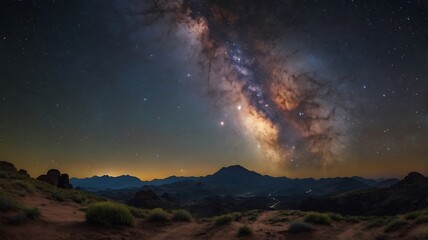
[1, 195, 427, 240]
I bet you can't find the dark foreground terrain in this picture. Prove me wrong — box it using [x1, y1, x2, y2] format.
[1, 162, 428, 240]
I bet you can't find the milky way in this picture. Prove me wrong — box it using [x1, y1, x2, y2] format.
[139, 0, 349, 169]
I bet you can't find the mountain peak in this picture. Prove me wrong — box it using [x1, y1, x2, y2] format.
[210, 165, 262, 181]
[402, 172, 426, 183]
[215, 165, 256, 174]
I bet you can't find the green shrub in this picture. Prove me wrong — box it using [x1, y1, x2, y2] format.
[172, 209, 192, 222]
[70, 194, 85, 204]
[416, 215, 428, 224]
[414, 228, 428, 240]
[327, 212, 343, 221]
[146, 208, 169, 222]
[51, 191, 65, 201]
[128, 206, 147, 218]
[232, 212, 242, 221]
[9, 211, 27, 225]
[405, 209, 428, 220]
[86, 202, 134, 226]
[366, 217, 389, 228]
[243, 210, 260, 221]
[24, 207, 41, 219]
[346, 216, 362, 223]
[13, 180, 35, 194]
[288, 221, 313, 233]
[215, 214, 232, 225]
[384, 219, 407, 233]
[0, 194, 18, 212]
[237, 225, 252, 236]
[304, 212, 331, 225]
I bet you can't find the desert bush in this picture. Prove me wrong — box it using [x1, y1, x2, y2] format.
[24, 207, 41, 219]
[405, 209, 428, 220]
[237, 225, 252, 236]
[0, 171, 27, 180]
[128, 206, 148, 218]
[384, 219, 407, 232]
[416, 215, 428, 224]
[366, 217, 389, 228]
[0, 194, 18, 212]
[13, 180, 35, 194]
[243, 210, 260, 221]
[215, 214, 232, 225]
[327, 212, 343, 221]
[288, 221, 313, 233]
[86, 202, 134, 226]
[70, 193, 85, 204]
[304, 212, 331, 225]
[232, 212, 242, 221]
[414, 227, 428, 240]
[345, 216, 362, 223]
[172, 209, 192, 222]
[51, 191, 65, 202]
[9, 211, 27, 225]
[146, 208, 169, 222]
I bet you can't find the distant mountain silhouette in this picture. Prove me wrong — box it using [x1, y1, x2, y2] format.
[70, 174, 199, 191]
[300, 171, 428, 215]
[73, 165, 402, 216]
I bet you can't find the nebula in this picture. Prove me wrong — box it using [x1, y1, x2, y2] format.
[139, 0, 349, 170]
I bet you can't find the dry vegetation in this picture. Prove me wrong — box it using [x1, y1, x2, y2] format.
[1, 170, 428, 239]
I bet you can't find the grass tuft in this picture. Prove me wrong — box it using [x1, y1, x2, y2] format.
[85, 202, 134, 226]
[172, 209, 192, 222]
[405, 209, 428, 220]
[23, 207, 41, 219]
[9, 211, 27, 225]
[288, 221, 313, 233]
[304, 212, 331, 225]
[384, 219, 407, 233]
[415, 215, 428, 224]
[0, 194, 19, 212]
[237, 225, 252, 236]
[215, 214, 233, 225]
[146, 208, 169, 222]
[366, 217, 390, 228]
[327, 212, 343, 221]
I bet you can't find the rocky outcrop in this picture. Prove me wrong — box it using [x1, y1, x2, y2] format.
[300, 172, 428, 216]
[0, 161, 30, 177]
[127, 189, 164, 209]
[37, 169, 72, 189]
[18, 169, 29, 177]
[0, 161, 17, 172]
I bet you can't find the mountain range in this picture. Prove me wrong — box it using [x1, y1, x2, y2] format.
[71, 165, 402, 216]
[71, 165, 397, 193]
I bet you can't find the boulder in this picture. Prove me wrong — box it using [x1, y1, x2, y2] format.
[0, 161, 17, 172]
[37, 169, 73, 189]
[18, 169, 29, 177]
[58, 174, 73, 189]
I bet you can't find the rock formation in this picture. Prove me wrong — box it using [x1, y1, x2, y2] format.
[37, 169, 73, 189]
[0, 161, 17, 172]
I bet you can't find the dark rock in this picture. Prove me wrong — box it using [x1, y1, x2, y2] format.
[37, 174, 58, 186]
[127, 189, 164, 209]
[47, 169, 61, 178]
[37, 169, 73, 189]
[0, 161, 17, 172]
[58, 174, 73, 189]
[18, 169, 29, 177]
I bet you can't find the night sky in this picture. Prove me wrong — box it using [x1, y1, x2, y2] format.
[0, 0, 427, 180]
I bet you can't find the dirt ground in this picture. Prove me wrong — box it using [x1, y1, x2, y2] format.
[1, 194, 427, 240]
